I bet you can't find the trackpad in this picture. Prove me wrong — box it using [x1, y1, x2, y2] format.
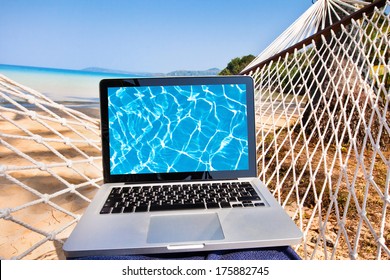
[147, 213, 224, 243]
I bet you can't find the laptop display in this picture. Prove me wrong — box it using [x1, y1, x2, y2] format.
[108, 83, 249, 175]
[100, 76, 256, 183]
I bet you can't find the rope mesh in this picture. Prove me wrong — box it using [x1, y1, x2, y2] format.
[1, 0, 388, 260]
[245, 0, 389, 259]
[0, 74, 102, 259]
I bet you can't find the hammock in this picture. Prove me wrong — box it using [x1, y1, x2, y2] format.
[1, 0, 389, 259]
[242, 0, 389, 259]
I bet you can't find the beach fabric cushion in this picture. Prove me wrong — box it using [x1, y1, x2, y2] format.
[70, 246, 300, 260]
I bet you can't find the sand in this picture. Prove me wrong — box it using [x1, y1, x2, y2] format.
[0, 106, 102, 260]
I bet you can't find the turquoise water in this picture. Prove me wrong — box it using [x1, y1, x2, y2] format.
[108, 84, 248, 174]
[0, 64, 132, 102]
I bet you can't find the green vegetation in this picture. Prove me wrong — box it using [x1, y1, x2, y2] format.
[219, 55, 256, 75]
[363, 12, 390, 106]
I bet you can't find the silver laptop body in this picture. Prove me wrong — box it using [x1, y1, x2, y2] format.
[63, 76, 302, 258]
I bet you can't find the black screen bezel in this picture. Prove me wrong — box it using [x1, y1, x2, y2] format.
[99, 75, 256, 184]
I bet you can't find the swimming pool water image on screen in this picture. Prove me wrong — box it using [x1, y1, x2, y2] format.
[108, 84, 248, 175]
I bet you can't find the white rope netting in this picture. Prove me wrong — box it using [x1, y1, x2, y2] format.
[1, 0, 388, 260]
[0, 74, 102, 259]
[244, 0, 389, 259]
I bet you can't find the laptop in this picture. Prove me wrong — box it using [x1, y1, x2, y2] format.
[63, 75, 302, 258]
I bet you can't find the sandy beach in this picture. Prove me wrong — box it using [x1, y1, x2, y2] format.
[0, 104, 102, 259]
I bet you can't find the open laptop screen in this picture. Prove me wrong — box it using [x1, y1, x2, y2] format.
[100, 76, 256, 183]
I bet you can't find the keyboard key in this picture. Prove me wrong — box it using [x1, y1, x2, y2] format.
[111, 207, 123, 214]
[123, 206, 134, 213]
[132, 187, 141, 193]
[100, 207, 112, 214]
[135, 205, 148, 212]
[206, 202, 219, 209]
[238, 196, 261, 201]
[117, 202, 127, 208]
[104, 198, 124, 207]
[220, 202, 231, 208]
[122, 187, 131, 193]
[110, 187, 121, 194]
[232, 204, 243, 208]
[243, 202, 254, 207]
[150, 202, 205, 212]
[254, 202, 265, 207]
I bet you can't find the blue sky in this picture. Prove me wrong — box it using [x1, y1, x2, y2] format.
[0, 0, 313, 73]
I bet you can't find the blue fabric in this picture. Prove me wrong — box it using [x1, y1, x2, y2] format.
[72, 246, 300, 260]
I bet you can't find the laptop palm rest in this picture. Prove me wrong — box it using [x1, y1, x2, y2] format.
[147, 213, 225, 244]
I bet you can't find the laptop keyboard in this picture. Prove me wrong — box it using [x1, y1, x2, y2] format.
[100, 182, 265, 214]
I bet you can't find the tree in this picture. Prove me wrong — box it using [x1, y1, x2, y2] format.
[219, 55, 256, 75]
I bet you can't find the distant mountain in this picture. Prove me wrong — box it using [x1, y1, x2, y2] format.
[82, 67, 220, 77]
[167, 68, 220, 76]
[81, 67, 163, 77]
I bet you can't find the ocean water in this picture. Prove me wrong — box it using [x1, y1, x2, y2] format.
[108, 84, 248, 174]
[0, 64, 133, 103]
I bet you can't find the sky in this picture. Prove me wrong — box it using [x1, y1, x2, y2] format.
[0, 0, 313, 73]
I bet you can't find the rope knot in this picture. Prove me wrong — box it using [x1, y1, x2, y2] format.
[0, 208, 12, 220]
[0, 165, 6, 175]
[64, 137, 71, 145]
[29, 111, 37, 120]
[377, 237, 385, 246]
[69, 184, 76, 193]
[33, 134, 43, 144]
[27, 95, 36, 104]
[350, 252, 358, 260]
[37, 162, 46, 171]
[384, 194, 390, 205]
[48, 232, 56, 241]
[42, 194, 50, 204]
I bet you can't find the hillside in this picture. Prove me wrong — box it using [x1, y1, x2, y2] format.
[82, 67, 220, 77]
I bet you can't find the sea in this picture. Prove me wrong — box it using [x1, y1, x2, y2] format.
[0, 64, 143, 104]
[0, 64, 220, 105]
